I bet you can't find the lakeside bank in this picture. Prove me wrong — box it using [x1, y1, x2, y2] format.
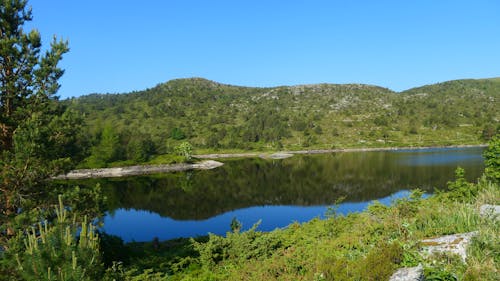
[195, 144, 487, 159]
[53, 160, 224, 180]
[56, 144, 486, 179]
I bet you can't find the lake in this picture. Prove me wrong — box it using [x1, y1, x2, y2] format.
[78, 147, 484, 242]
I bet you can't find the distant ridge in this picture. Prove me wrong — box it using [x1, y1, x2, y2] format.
[142, 76, 500, 95]
[68, 76, 499, 166]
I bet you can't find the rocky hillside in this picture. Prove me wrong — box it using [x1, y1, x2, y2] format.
[65, 77, 500, 165]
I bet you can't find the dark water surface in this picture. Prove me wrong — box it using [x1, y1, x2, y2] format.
[79, 147, 484, 242]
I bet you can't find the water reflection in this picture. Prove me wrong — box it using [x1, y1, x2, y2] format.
[104, 190, 411, 242]
[75, 147, 484, 241]
[395, 147, 484, 166]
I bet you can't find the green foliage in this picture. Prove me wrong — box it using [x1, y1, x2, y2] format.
[127, 135, 155, 162]
[445, 167, 478, 202]
[483, 134, 500, 183]
[69, 77, 500, 163]
[58, 183, 106, 221]
[481, 124, 499, 141]
[325, 196, 346, 219]
[82, 124, 122, 167]
[192, 220, 282, 268]
[464, 215, 500, 280]
[0, 0, 69, 153]
[394, 189, 424, 218]
[92, 177, 499, 280]
[174, 141, 193, 162]
[373, 115, 389, 126]
[15, 196, 103, 281]
[0, 0, 87, 253]
[170, 127, 185, 140]
[424, 266, 458, 281]
[103, 263, 169, 281]
[358, 242, 404, 280]
[230, 217, 242, 233]
[146, 154, 185, 165]
[98, 232, 129, 268]
[411, 201, 481, 237]
[291, 118, 307, 131]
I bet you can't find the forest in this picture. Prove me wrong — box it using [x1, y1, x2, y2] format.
[66, 77, 500, 168]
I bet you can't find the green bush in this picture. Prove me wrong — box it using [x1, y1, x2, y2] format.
[174, 142, 193, 162]
[359, 242, 404, 281]
[483, 134, 500, 183]
[170, 128, 186, 140]
[446, 167, 478, 202]
[103, 264, 168, 281]
[15, 196, 102, 281]
[192, 221, 282, 268]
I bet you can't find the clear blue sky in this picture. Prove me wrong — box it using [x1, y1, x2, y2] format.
[27, 0, 500, 99]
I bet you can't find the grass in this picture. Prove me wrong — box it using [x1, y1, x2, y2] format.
[103, 177, 498, 280]
[146, 154, 187, 165]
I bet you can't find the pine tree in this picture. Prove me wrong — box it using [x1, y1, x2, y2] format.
[0, 0, 68, 151]
[0, 0, 83, 245]
[484, 134, 500, 183]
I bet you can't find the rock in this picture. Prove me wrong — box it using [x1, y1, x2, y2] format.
[191, 160, 224, 170]
[53, 160, 224, 179]
[389, 264, 424, 281]
[391, 206, 498, 280]
[479, 204, 500, 220]
[420, 231, 478, 262]
[266, 153, 294, 159]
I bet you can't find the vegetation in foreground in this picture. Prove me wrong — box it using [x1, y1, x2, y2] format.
[116, 181, 498, 281]
[2, 135, 498, 280]
[94, 138, 499, 281]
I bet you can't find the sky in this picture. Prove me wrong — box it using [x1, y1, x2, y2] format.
[26, 0, 500, 99]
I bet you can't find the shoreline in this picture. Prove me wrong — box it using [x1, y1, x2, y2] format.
[55, 144, 486, 179]
[53, 160, 224, 180]
[195, 143, 487, 159]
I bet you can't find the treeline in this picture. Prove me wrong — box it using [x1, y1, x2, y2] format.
[66, 77, 500, 167]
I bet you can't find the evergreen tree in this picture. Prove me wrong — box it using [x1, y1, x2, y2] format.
[0, 0, 83, 249]
[84, 124, 121, 167]
[484, 134, 500, 183]
[0, 0, 68, 151]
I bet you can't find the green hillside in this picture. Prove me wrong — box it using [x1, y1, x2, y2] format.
[66, 78, 500, 167]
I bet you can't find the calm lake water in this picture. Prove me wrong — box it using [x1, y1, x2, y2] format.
[79, 147, 484, 242]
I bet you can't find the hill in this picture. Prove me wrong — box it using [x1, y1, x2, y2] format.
[65, 78, 500, 167]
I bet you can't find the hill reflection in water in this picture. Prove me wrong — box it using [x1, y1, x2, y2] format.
[76, 147, 484, 241]
[104, 190, 410, 242]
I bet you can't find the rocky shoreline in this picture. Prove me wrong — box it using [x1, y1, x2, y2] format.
[55, 144, 485, 180]
[53, 160, 224, 180]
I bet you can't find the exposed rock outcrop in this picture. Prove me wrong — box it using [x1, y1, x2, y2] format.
[266, 153, 294, 159]
[480, 204, 500, 220]
[420, 231, 478, 262]
[389, 264, 423, 281]
[391, 204, 500, 280]
[53, 160, 224, 179]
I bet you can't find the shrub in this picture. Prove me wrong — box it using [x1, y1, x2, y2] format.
[446, 167, 478, 202]
[359, 242, 404, 281]
[15, 196, 102, 281]
[394, 189, 424, 218]
[170, 128, 186, 140]
[483, 134, 500, 183]
[192, 221, 282, 268]
[174, 142, 193, 162]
